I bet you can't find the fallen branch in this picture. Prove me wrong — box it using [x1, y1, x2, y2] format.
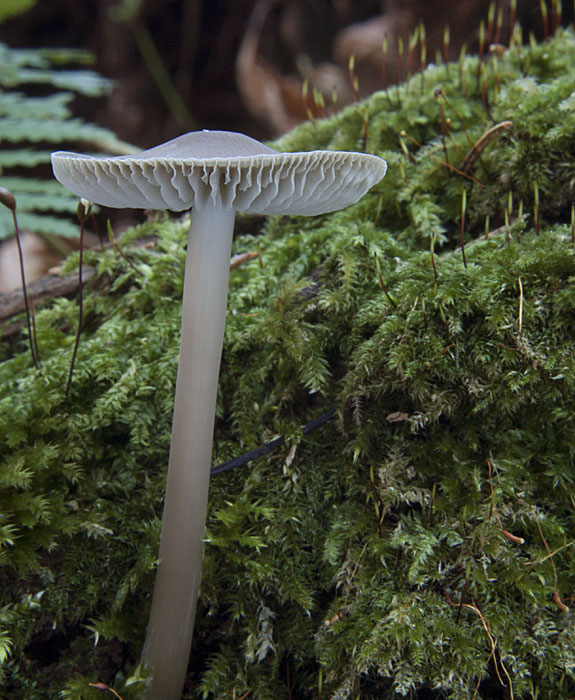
[0, 267, 96, 338]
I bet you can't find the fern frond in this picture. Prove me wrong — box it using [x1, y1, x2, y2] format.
[0, 41, 132, 240]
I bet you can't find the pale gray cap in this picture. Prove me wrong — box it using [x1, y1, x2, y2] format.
[52, 130, 387, 216]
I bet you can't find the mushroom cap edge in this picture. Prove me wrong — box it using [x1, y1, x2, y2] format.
[52, 130, 387, 216]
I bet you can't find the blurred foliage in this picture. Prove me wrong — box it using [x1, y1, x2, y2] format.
[0, 0, 36, 24]
[1, 23, 575, 700]
[0, 32, 133, 240]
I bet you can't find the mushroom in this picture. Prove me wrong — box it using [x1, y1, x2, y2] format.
[51, 130, 387, 700]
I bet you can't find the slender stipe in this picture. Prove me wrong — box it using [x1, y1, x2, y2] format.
[460, 188, 468, 268]
[66, 199, 91, 397]
[0, 187, 40, 368]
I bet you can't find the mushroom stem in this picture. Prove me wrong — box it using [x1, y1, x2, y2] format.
[141, 200, 236, 700]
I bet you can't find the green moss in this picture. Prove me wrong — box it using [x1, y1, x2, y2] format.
[2, 28, 575, 700]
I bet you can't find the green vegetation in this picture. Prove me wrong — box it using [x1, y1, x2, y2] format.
[1, 25, 575, 700]
[0, 33, 134, 239]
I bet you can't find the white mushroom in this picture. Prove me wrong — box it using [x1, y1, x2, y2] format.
[51, 130, 387, 700]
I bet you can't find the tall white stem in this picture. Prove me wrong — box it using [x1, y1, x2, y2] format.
[141, 201, 236, 700]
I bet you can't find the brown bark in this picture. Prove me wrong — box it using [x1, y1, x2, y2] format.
[0, 267, 95, 338]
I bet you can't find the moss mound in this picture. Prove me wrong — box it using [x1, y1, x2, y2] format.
[2, 28, 575, 700]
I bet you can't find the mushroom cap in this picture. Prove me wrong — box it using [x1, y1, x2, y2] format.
[52, 130, 387, 216]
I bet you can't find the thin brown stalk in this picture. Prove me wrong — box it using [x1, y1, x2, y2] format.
[536, 520, 569, 611]
[89, 681, 125, 700]
[460, 188, 468, 268]
[107, 221, 145, 276]
[460, 121, 513, 174]
[0, 187, 40, 368]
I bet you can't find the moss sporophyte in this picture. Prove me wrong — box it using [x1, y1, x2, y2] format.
[52, 130, 387, 700]
[3, 24, 575, 700]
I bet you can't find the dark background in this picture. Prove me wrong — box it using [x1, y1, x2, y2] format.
[0, 0, 560, 148]
[0, 0, 567, 291]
